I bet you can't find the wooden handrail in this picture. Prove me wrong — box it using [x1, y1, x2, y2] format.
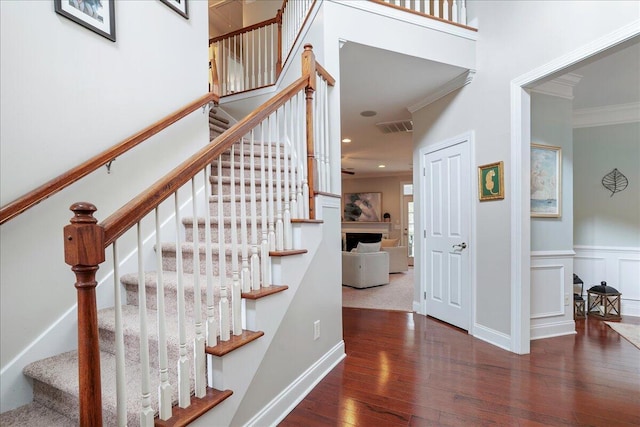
[316, 62, 335, 86]
[209, 17, 279, 44]
[101, 76, 309, 247]
[0, 92, 218, 225]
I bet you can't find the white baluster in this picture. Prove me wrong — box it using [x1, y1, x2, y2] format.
[229, 145, 242, 336]
[434, 0, 441, 19]
[270, 23, 275, 84]
[323, 78, 331, 194]
[317, 77, 326, 193]
[112, 243, 127, 426]
[251, 30, 256, 90]
[174, 193, 190, 408]
[289, 93, 299, 220]
[263, 26, 268, 88]
[267, 115, 276, 250]
[137, 224, 155, 425]
[275, 108, 284, 251]
[240, 139, 251, 293]
[154, 210, 172, 421]
[452, 0, 459, 23]
[217, 158, 230, 341]
[260, 122, 271, 287]
[191, 179, 206, 398]
[298, 91, 308, 219]
[443, 0, 450, 21]
[249, 129, 261, 291]
[460, 0, 467, 25]
[283, 100, 293, 250]
[203, 167, 217, 347]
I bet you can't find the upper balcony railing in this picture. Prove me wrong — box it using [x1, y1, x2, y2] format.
[209, 0, 471, 99]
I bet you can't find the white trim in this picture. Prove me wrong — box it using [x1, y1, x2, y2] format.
[330, 0, 478, 41]
[574, 245, 640, 254]
[510, 19, 640, 355]
[407, 70, 476, 113]
[530, 73, 582, 100]
[473, 323, 511, 351]
[531, 250, 576, 258]
[573, 102, 640, 128]
[530, 264, 566, 319]
[413, 300, 422, 313]
[530, 320, 576, 340]
[245, 341, 346, 427]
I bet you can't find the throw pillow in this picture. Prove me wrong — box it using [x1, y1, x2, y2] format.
[356, 241, 381, 253]
[380, 238, 399, 247]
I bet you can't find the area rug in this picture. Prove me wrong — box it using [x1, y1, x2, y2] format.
[605, 322, 640, 349]
[342, 267, 414, 312]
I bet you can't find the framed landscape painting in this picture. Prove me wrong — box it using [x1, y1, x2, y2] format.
[531, 143, 562, 218]
[343, 192, 382, 222]
[159, 0, 189, 19]
[55, 0, 116, 41]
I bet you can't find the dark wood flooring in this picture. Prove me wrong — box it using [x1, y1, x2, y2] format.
[280, 309, 640, 426]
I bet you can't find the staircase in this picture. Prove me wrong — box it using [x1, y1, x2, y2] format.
[0, 118, 313, 425]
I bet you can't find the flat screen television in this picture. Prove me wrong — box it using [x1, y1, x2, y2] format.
[345, 233, 382, 252]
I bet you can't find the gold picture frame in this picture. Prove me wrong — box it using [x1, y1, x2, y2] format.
[478, 161, 504, 201]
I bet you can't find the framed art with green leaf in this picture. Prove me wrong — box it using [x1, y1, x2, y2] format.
[478, 161, 504, 201]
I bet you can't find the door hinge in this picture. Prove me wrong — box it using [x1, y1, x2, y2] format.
[424, 291, 427, 299]
[423, 167, 426, 177]
[424, 230, 427, 238]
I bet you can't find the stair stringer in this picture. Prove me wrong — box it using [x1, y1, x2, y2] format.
[190, 222, 324, 426]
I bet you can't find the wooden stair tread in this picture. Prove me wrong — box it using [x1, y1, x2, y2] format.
[269, 249, 307, 257]
[242, 285, 289, 300]
[206, 329, 264, 357]
[154, 387, 233, 427]
[291, 219, 323, 224]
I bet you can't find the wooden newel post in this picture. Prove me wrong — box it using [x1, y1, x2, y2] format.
[64, 202, 105, 427]
[302, 43, 317, 219]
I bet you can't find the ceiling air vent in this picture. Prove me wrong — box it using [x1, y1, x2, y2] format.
[376, 120, 413, 134]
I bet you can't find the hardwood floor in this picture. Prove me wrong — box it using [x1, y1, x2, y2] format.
[280, 309, 640, 426]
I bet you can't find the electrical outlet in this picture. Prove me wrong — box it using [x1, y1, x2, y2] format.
[564, 293, 571, 306]
[313, 320, 320, 340]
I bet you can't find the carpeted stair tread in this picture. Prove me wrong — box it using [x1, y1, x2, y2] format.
[23, 349, 203, 426]
[120, 270, 223, 294]
[0, 402, 73, 427]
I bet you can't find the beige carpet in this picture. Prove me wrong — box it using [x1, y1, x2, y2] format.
[342, 267, 414, 312]
[605, 321, 640, 349]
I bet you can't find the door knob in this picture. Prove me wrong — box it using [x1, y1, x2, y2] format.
[452, 242, 467, 250]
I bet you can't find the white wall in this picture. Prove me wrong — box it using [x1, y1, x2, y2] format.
[412, 1, 640, 343]
[0, 0, 210, 407]
[573, 123, 640, 247]
[531, 93, 574, 251]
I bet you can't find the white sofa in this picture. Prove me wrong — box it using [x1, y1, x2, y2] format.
[381, 246, 409, 273]
[342, 251, 389, 288]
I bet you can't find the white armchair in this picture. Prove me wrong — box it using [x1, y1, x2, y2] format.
[381, 246, 409, 273]
[342, 251, 389, 288]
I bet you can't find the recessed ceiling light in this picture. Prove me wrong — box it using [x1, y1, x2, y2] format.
[342, 138, 351, 143]
[378, 164, 386, 168]
[360, 110, 377, 117]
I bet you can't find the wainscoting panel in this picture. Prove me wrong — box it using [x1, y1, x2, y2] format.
[574, 246, 640, 317]
[530, 251, 575, 340]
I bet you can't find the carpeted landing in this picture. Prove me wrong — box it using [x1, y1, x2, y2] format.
[342, 267, 414, 312]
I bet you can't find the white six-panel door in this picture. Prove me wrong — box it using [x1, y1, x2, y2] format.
[422, 137, 471, 330]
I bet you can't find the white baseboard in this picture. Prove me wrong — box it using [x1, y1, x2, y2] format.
[472, 323, 511, 352]
[530, 320, 576, 340]
[245, 341, 346, 427]
[413, 300, 421, 314]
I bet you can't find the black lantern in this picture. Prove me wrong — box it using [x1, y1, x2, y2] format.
[587, 281, 621, 320]
[573, 274, 585, 319]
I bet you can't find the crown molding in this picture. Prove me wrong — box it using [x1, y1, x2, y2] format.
[530, 73, 582, 99]
[573, 102, 640, 128]
[407, 69, 475, 113]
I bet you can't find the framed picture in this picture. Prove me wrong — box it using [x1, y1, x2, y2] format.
[159, 0, 189, 19]
[531, 143, 562, 217]
[343, 192, 382, 222]
[54, 0, 116, 42]
[478, 161, 504, 201]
